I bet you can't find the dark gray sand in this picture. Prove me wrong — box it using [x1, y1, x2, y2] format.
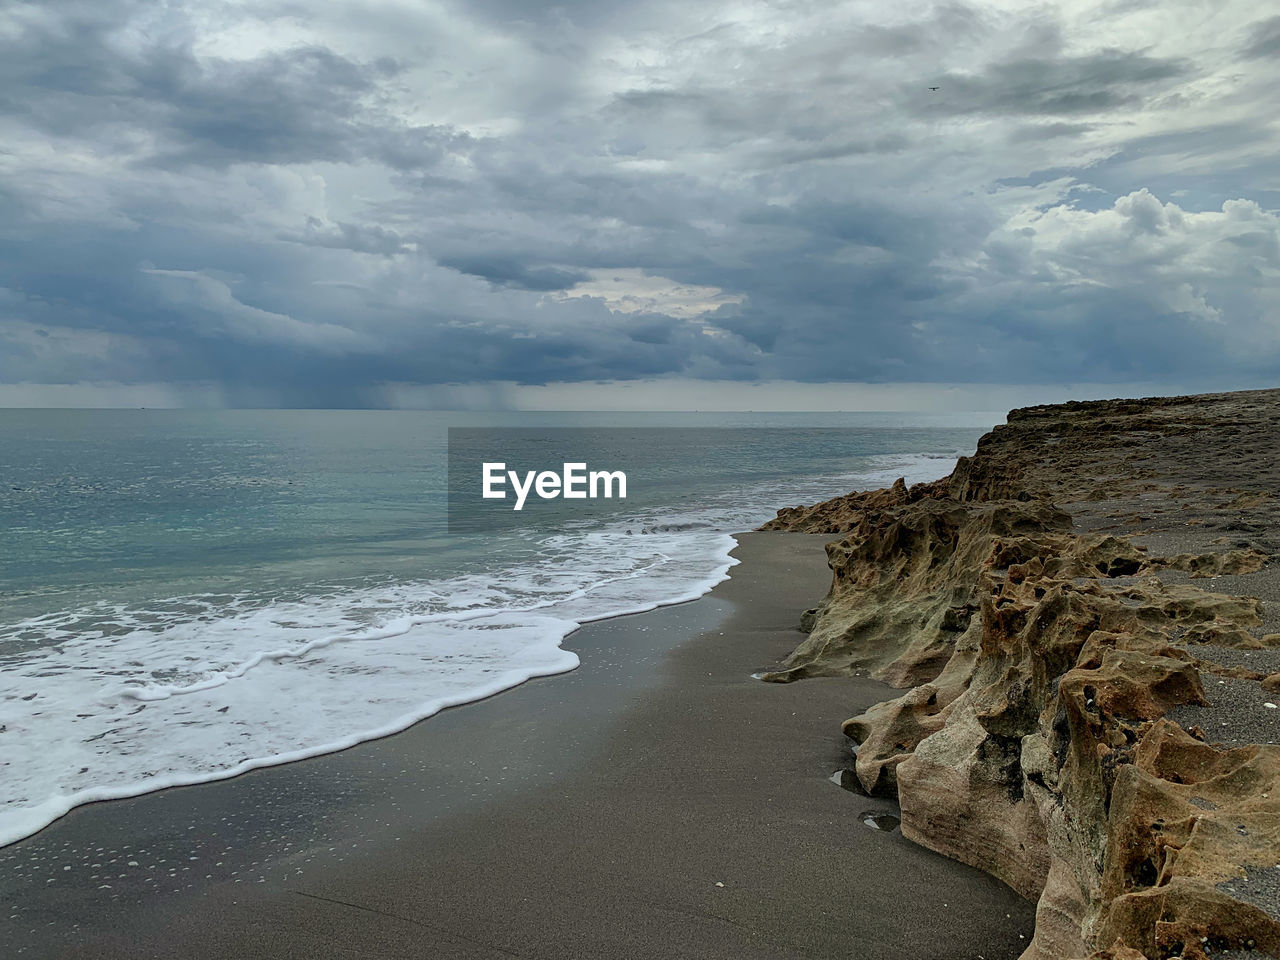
[1219, 866, 1280, 925]
[1169, 675, 1280, 747]
[1, 533, 1035, 959]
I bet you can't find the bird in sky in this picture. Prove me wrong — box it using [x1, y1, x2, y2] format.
[928, 86, 941, 91]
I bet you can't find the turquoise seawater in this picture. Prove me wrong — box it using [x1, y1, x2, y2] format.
[0, 409, 993, 846]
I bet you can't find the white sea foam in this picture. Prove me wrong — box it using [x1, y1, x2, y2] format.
[0, 452, 956, 848]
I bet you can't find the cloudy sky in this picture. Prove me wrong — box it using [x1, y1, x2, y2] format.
[1, 0, 1278, 408]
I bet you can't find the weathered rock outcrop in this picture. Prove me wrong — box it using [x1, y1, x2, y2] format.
[764, 389, 1280, 960]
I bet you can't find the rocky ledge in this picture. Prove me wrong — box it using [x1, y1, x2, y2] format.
[762, 389, 1280, 960]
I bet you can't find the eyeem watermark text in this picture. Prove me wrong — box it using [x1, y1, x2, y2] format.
[482, 462, 627, 511]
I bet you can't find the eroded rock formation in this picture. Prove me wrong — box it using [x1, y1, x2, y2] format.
[763, 389, 1280, 960]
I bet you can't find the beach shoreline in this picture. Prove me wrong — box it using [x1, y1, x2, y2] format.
[1, 531, 1035, 959]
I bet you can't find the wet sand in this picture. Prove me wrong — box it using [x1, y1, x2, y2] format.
[2, 533, 1035, 959]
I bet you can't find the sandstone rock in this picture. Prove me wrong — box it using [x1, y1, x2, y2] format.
[897, 695, 1051, 900]
[1156, 548, 1268, 578]
[1022, 857, 1089, 960]
[763, 388, 1280, 960]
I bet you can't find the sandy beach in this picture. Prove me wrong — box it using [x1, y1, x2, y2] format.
[0, 532, 1035, 959]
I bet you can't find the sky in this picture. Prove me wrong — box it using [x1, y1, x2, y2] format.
[1, 0, 1278, 409]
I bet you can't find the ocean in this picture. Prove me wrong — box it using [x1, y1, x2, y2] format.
[0, 409, 993, 847]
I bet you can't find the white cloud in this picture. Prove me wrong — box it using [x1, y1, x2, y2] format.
[978, 189, 1280, 329]
[550, 269, 744, 319]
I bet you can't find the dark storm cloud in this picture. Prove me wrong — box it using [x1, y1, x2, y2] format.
[436, 257, 591, 291]
[0, 10, 368, 154]
[765, 135, 912, 167]
[147, 47, 389, 167]
[0, 3, 463, 172]
[1, 0, 1278, 403]
[282, 219, 413, 256]
[924, 50, 1190, 117]
[1243, 16, 1280, 58]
